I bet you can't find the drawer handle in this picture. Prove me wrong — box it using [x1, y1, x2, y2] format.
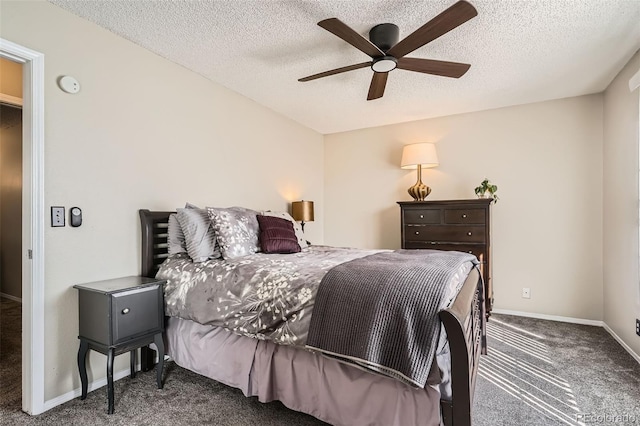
[462, 214, 467, 218]
[467, 232, 472, 236]
[415, 231, 420, 235]
[468, 251, 473, 254]
[121, 308, 130, 315]
[419, 214, 424, 219]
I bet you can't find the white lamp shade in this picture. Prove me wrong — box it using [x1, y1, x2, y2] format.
[400, 143, 439, 169]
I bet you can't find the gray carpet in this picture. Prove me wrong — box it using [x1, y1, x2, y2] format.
[0, 298, 22, 412]
[1, 298, 639, 425]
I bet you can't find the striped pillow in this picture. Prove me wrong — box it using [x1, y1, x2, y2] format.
[176, 208, 220, 262]
[167, 214, 187, 255]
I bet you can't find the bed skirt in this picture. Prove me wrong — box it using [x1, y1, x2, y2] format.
[165, 316, 442, 426]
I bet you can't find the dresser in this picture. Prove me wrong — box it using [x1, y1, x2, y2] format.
[398, 199, 493, 318]
[74, 276, 165, 414]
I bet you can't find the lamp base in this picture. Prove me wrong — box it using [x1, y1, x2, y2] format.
[408, 182, 431, 201]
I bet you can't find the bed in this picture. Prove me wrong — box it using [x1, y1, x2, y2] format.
[139, 208, 485, 426]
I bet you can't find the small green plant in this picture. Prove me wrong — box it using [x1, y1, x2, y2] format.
[474, 178, 499, 203]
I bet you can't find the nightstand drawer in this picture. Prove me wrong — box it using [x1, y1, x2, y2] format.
[444, 209, 486, 224]
[403, 209, 441, 224]
[112, 285, 162, 345]
[405, 225, 486, 243]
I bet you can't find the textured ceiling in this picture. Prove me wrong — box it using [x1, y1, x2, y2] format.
[49, 0, 640, 134]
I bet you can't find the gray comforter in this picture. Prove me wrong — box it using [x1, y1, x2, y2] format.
[156, 246, 383, 346]
[156, 245, 474, 391]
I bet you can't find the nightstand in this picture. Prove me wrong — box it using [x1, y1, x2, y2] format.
[74, 276, 165, 414]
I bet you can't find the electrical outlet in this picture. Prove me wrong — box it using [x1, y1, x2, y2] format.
[51, 206, 65, 227]
[522, 287, 531, 299]
[636, 319, 640, 337]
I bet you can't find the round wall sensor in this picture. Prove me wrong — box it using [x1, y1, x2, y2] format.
[58, 76, 81, 94]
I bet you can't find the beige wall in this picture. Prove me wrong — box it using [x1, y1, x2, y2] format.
[603, 50, 640, 357]
[1, 1, 324, 401]
[325, 95, 604, 321]
[0, 104, 23, 299]
[0, 57, 23, 98]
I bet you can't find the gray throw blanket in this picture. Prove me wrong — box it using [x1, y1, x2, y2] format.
[306, 249, 477, 388]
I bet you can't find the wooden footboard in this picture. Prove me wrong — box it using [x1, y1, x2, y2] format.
[139, 209, 484, 425]
[439, 267, 484, 426]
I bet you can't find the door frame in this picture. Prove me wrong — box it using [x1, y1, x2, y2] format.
[0, 38, 45, 415]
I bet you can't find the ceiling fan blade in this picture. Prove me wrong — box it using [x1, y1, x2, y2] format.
[367, 72, 388, 100]
[318, 18, 385, 58]
[397, 58, 470, 78]
[387, 1, 477, 59]
[298, 62, 372, 82]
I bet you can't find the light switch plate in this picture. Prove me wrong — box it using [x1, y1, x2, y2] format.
[51, 206, 65, 227]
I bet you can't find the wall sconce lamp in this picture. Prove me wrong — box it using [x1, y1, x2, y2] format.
[291, 200, 314, 232]
[400, 143, 439, 201]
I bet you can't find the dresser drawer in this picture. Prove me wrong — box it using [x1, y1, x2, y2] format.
[428, 244, 485, 260]
[444, 209, 486, 224]
[403, 209, 441, 224]
[404, 242, 486, 261]
[405, 225, 486, 243]
[112, 285, 162, 345]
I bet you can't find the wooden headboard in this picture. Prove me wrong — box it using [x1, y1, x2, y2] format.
[139, 209, 174, 278]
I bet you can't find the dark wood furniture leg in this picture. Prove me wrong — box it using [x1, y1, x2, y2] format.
[154, 333, 165, 389]
[130, 350, 136, 378]
[141, 346, 155, 372]
[77, 339, 89, 400]
[107, 348, 115, 414]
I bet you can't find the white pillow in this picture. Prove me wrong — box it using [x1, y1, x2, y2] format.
[261, 211, 308, 249]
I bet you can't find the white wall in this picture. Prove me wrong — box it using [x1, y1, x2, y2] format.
[0, 1, 324, 402]
[325, 95, 604, 321]
[603, 50, 640, 358]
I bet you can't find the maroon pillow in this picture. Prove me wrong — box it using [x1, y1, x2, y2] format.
[257, 215, 301, 254]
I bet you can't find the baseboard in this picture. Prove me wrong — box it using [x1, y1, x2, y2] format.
[492, 309, 640, 366]
[43, 366, 133, 411]
[602, 322, 640, 365]
[0, 292, 22, 303]
[43, 351, 163, 412]
[492, 309, 603, 327]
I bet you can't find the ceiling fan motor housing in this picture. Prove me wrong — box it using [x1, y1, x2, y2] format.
[369, 23, 400, 52]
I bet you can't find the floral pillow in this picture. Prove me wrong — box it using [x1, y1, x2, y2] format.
[207, 207, 261, 259]
[260, 211, 308, 249]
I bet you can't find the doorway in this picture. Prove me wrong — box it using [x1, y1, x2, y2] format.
[0, 56, 24, 412]
[0, 38, 45, 415]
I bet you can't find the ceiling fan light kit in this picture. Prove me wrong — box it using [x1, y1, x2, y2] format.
[298, 0, 478, 101]
[371, 56, 397, 73]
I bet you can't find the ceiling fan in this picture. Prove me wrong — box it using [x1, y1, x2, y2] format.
[298, 0, 477, 100]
